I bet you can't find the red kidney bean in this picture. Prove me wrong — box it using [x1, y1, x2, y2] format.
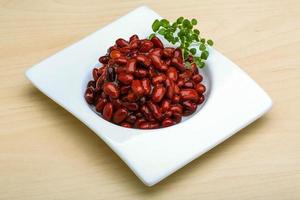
[108, 45, 118, 53]
[126, 59, 136, 73]
[135, 112, 143, 118]
[121, 122, 132, 128]
[110, 98, 122, 109]
[116, 38, 129, 47]
[165, 78, 175, 99]
[139, 40, 153, 52]
[138, 122, 151, 129]
[158, 63, 169, 71]
[141, 78, 151, 95]
[163, 110, 173, 119]
[148, 54, 162, 69]
[136, 55, 151, 67]
[131, 80, 144, 96]
[179, 69, 193, 81]
[152, 85, 166, 103]
[103, 82, 120, 99]
[119, 47, 131, 54]
[171, 112, 182, 123]
[152, 74, 166, 85]
[180, 89, 199, 102]
[123, 92, 138, 102]
[182, 100, 197, 113]
[115, 66, 126, 74]
[172, 95, 181, 103]
[148, 66, 157, 77]
[192, 74, 203, 83]
[134, 68, 148, 78]
[187, 55, 194, 63]
[114, 57, 127, 65]
[118, 72, 133, 85]
[161, 99, 171, 112]
[120, 85, 131, 94]
[96, 74, 106, 91]
[171, 57, 185, 72]
[129, 40, 139, 49]
[140, 105, 155, 121]
[87, 80, 96, 88]
[164, 58, 171, 65]
[177, 78, 184, 87]
[151, 36, 164, 49]
[147, 101, 162, 120]
[95, 98, 107, 112]
[99, 56, 109, 64]
[173, 48, 183, 58]
[166, 67, 178, 81]
[135, 118, 146, 128]
[110, 50, 122, 59]
[129, 34, 139, 42]
[197, 94, 205, 105]
[92, 68, 99, 81]
[113, 108, 128, 124]
[106, 66, 116, 82]
[122, 102, 139, 111]
[85, 87, 94, 104]
[162, 47, 175, 58]
[174, 84, 180, 94]
[190, 63, 199, 74]
[100, 91, 108, 99]
[139, 96, 146, 105]
[162, 118, 175, 127]
[125, 114, 137, 124]
[103, 102, 113, 121]
[183, 80, 194, 88]
[195, 83, 206, 94]
[170, 104, 183, 114]
[149, 48, 163, 57]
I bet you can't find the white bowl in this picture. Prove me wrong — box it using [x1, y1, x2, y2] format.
[26, 6, 272, 186]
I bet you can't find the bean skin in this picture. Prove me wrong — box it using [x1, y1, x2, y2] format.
[113, 108, 128, 124]
[95, 98, 107, 112]
[110, 50, 122, 59]
[117, 73, 134, 85]
[180, 89, 199, 102]
[103, 82, 120, 99]
[116, 38, 129, 47]
[122, 102, 139, 111]
[134, 68, 148, 78]
[170, 104, 183, 114]
[152, 74, 167, 85]
[162, 118, 175, 127]
[192, 74, 203, 83]
[140, 105, 155, 121]
[162, 47, 175, 58]
[85, 87, 94, 104]
[147, 101, 162, 120]
[126, 59, 137, 73]
[114, 57, 127, 65]
[149, 48, 163, 57]
[136, 55, 151, 67]
[125, 114, 137, 124]
[106, 66, 116, 82]
[139, 40, 153, 52]
[131, 80, 144, 96]
[197, 94, 205, 105]
[152, 85, 166, 103]
[151, 36, 164, 49]
[195, 83, 206, 94]
[121, 122, 133, 128]
[171, 57, 185, 72]
[129, 34, 139, 42]
[161, 99, 171, 112]
[166, 67, 178, 81]
[92, 68, 99, 81]
[141, 78, 151, 95]
[99, 56, 109, 64]
[120, 85, 131, 94]
[103, 102, 113, 121]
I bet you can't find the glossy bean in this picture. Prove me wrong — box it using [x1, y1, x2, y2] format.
[103, 102, 113, 121]
[103, 82, 120, 99]
[180, 89, 199, 102]
[113, 108, 128, 124]
[117, 73, 134, 85]
[152, 85, 166, 103]
[131, 80, 144, 96]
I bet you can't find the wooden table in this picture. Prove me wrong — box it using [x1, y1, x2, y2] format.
[1, 0, 299, 199]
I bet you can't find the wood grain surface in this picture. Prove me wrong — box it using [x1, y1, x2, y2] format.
[0, 0, 299, 199]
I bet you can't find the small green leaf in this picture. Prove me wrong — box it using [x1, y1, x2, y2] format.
[158, 28, 166, 35]
[199, 43, 206, 51]
[207, 39, 214, 46]
[193, 29, 200, 35]
[176, 16, 184, 24]
[152, 19, 161, 32]
[161, 19, 170, 28]
[200, 38, 206, 43]
[190, 48, 197, 55]
[191, 18, 197, 25]
[201, 50, 209, 60]
[182, 19, 191, 28]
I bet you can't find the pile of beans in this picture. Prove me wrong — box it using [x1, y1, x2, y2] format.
[85, 35, 206, 129]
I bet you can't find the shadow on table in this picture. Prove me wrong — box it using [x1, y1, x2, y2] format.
[27, 85, 271, 194]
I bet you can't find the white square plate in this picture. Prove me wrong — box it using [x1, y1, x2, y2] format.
[26, 6, 272, 186]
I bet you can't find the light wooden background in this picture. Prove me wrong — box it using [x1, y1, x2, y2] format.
[0, 0, 299, 199]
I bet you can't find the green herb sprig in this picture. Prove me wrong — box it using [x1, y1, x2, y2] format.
[149, 17, 213, 68]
